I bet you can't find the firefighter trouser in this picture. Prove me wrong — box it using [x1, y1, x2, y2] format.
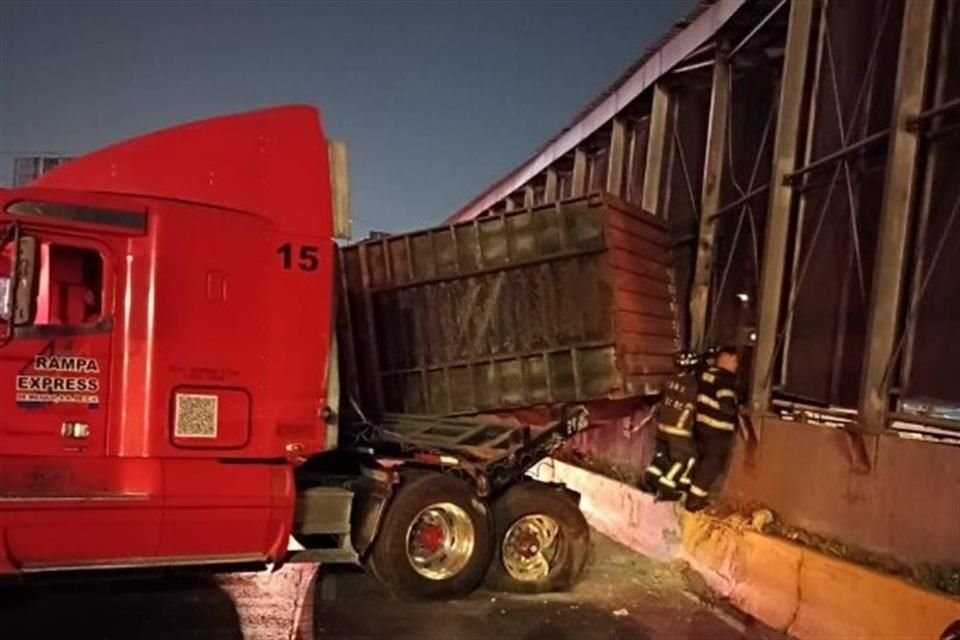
[688, 425, 734, 500]
[643, 432, 696, 493]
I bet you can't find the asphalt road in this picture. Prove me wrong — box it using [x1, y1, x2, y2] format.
[0, 534, 789, 640]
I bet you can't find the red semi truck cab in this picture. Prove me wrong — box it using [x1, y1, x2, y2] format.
[0, 105, 591, 598]
[0, 106, 338, 573]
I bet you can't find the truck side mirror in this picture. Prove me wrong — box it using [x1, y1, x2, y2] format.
[13, 235, 38, 326]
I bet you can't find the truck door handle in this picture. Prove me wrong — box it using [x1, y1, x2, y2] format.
[61, 422, 91, 439]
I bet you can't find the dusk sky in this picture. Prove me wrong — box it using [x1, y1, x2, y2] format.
[0, 1, 696, 236]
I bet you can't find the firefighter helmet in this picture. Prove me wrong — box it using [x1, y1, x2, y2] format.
[674, 351, 701, 370]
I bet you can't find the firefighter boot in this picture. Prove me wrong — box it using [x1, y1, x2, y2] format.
[655, 485, 685, 502]
[639, 470, 661, 494]
[654, 460, 686, 502]
[678, 457, 695, 494]
[640, 439, 672, 495]
[684, 485, 710, 512]
[639, 472, 660, 494]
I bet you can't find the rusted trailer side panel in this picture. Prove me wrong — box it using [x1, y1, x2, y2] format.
[339, 194, 680, 417]
[605, 198, 680, 396]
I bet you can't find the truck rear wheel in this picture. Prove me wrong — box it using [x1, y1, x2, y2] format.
[485, 481, 589, 593]
[368, 472, 493, 598]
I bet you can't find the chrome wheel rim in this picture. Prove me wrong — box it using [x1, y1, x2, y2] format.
[501, 514, 562, 582]
[405, 502, 476, 580]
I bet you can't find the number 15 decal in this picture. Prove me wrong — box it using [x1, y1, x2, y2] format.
[278, 244, 319, 271]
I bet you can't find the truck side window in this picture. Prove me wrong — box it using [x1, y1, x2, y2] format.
[35, 244, 103, 326]
[0, 243, 11, 321]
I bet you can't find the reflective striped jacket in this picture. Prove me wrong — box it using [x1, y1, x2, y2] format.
[696, 367, 739, 431]
[656, 371, 698, 438]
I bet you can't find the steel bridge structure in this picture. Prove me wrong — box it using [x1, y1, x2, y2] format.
[448, 0, 960, 567]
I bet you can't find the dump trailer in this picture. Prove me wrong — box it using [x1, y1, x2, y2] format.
[338, 193, 681, 419]
[0, 106, 673, 598]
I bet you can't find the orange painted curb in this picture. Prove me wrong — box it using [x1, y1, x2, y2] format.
[683, 516, 802, 630]
[683, 514, 960, 639]
[791, 547, 960, 640]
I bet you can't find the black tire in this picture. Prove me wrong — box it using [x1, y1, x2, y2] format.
[485, 481, 590, 593]
[368, 472, 494, 599]
[363, 551, 386, 586]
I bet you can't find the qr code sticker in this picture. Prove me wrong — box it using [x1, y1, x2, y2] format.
[175, 393, 219, 438]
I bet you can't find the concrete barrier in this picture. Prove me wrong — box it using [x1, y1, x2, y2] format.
[531, 457, 682, 559]
[530, 458, 960, 640]
[216, 562, 319, 640]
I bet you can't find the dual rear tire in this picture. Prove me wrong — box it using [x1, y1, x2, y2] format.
[368, 473, 493, 598]
[367, 473, 588, 598]
[484, 481, 590, 594]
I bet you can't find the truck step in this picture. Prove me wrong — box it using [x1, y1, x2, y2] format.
[294, 486, 354, 535]
[288, 546, 359, 565]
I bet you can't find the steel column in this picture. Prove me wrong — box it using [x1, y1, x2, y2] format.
[571, 148, 588, 197]
[690, 47, 731, 350]
[778, 0, 830, 386]
[749, 0, 816, 413]
[642, 83, 673, 215]
[859, 0, 937, 430]
[544, 168, 559, 202]
[902, 0, 955, 389]
[625, 123, 640, 203]
[659, 98, 681, 221]
[606, 118, 627, 197]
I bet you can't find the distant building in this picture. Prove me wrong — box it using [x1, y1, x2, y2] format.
[12, 155, 73, 187]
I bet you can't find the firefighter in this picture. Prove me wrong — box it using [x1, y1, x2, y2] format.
[702, 345, 718, 368]
[686, 345, 740, 512]
[640, 351, 700, 501]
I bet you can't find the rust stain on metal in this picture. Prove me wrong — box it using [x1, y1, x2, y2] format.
[339, 194, 681, 416]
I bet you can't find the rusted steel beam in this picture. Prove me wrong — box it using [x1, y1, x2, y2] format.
[906, 96, 960, 131]
[524, 185, 536, 208]
[859, 0, 938, 431]
[749, 0, 816, 414]
[625, 123, 641, 203]
[571, 148, 588, 197]
[782, 129, 889, 185]
[728, 0, 788, 59]
[707, 184, 769, 220]
[672, 60, 715, 75]
[690, 46, 731, 350]
[642, 83, 673, 216]
[544, 168, 559, 202]
[606, 118, 627, 197]
[659, 97, 681, 221]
